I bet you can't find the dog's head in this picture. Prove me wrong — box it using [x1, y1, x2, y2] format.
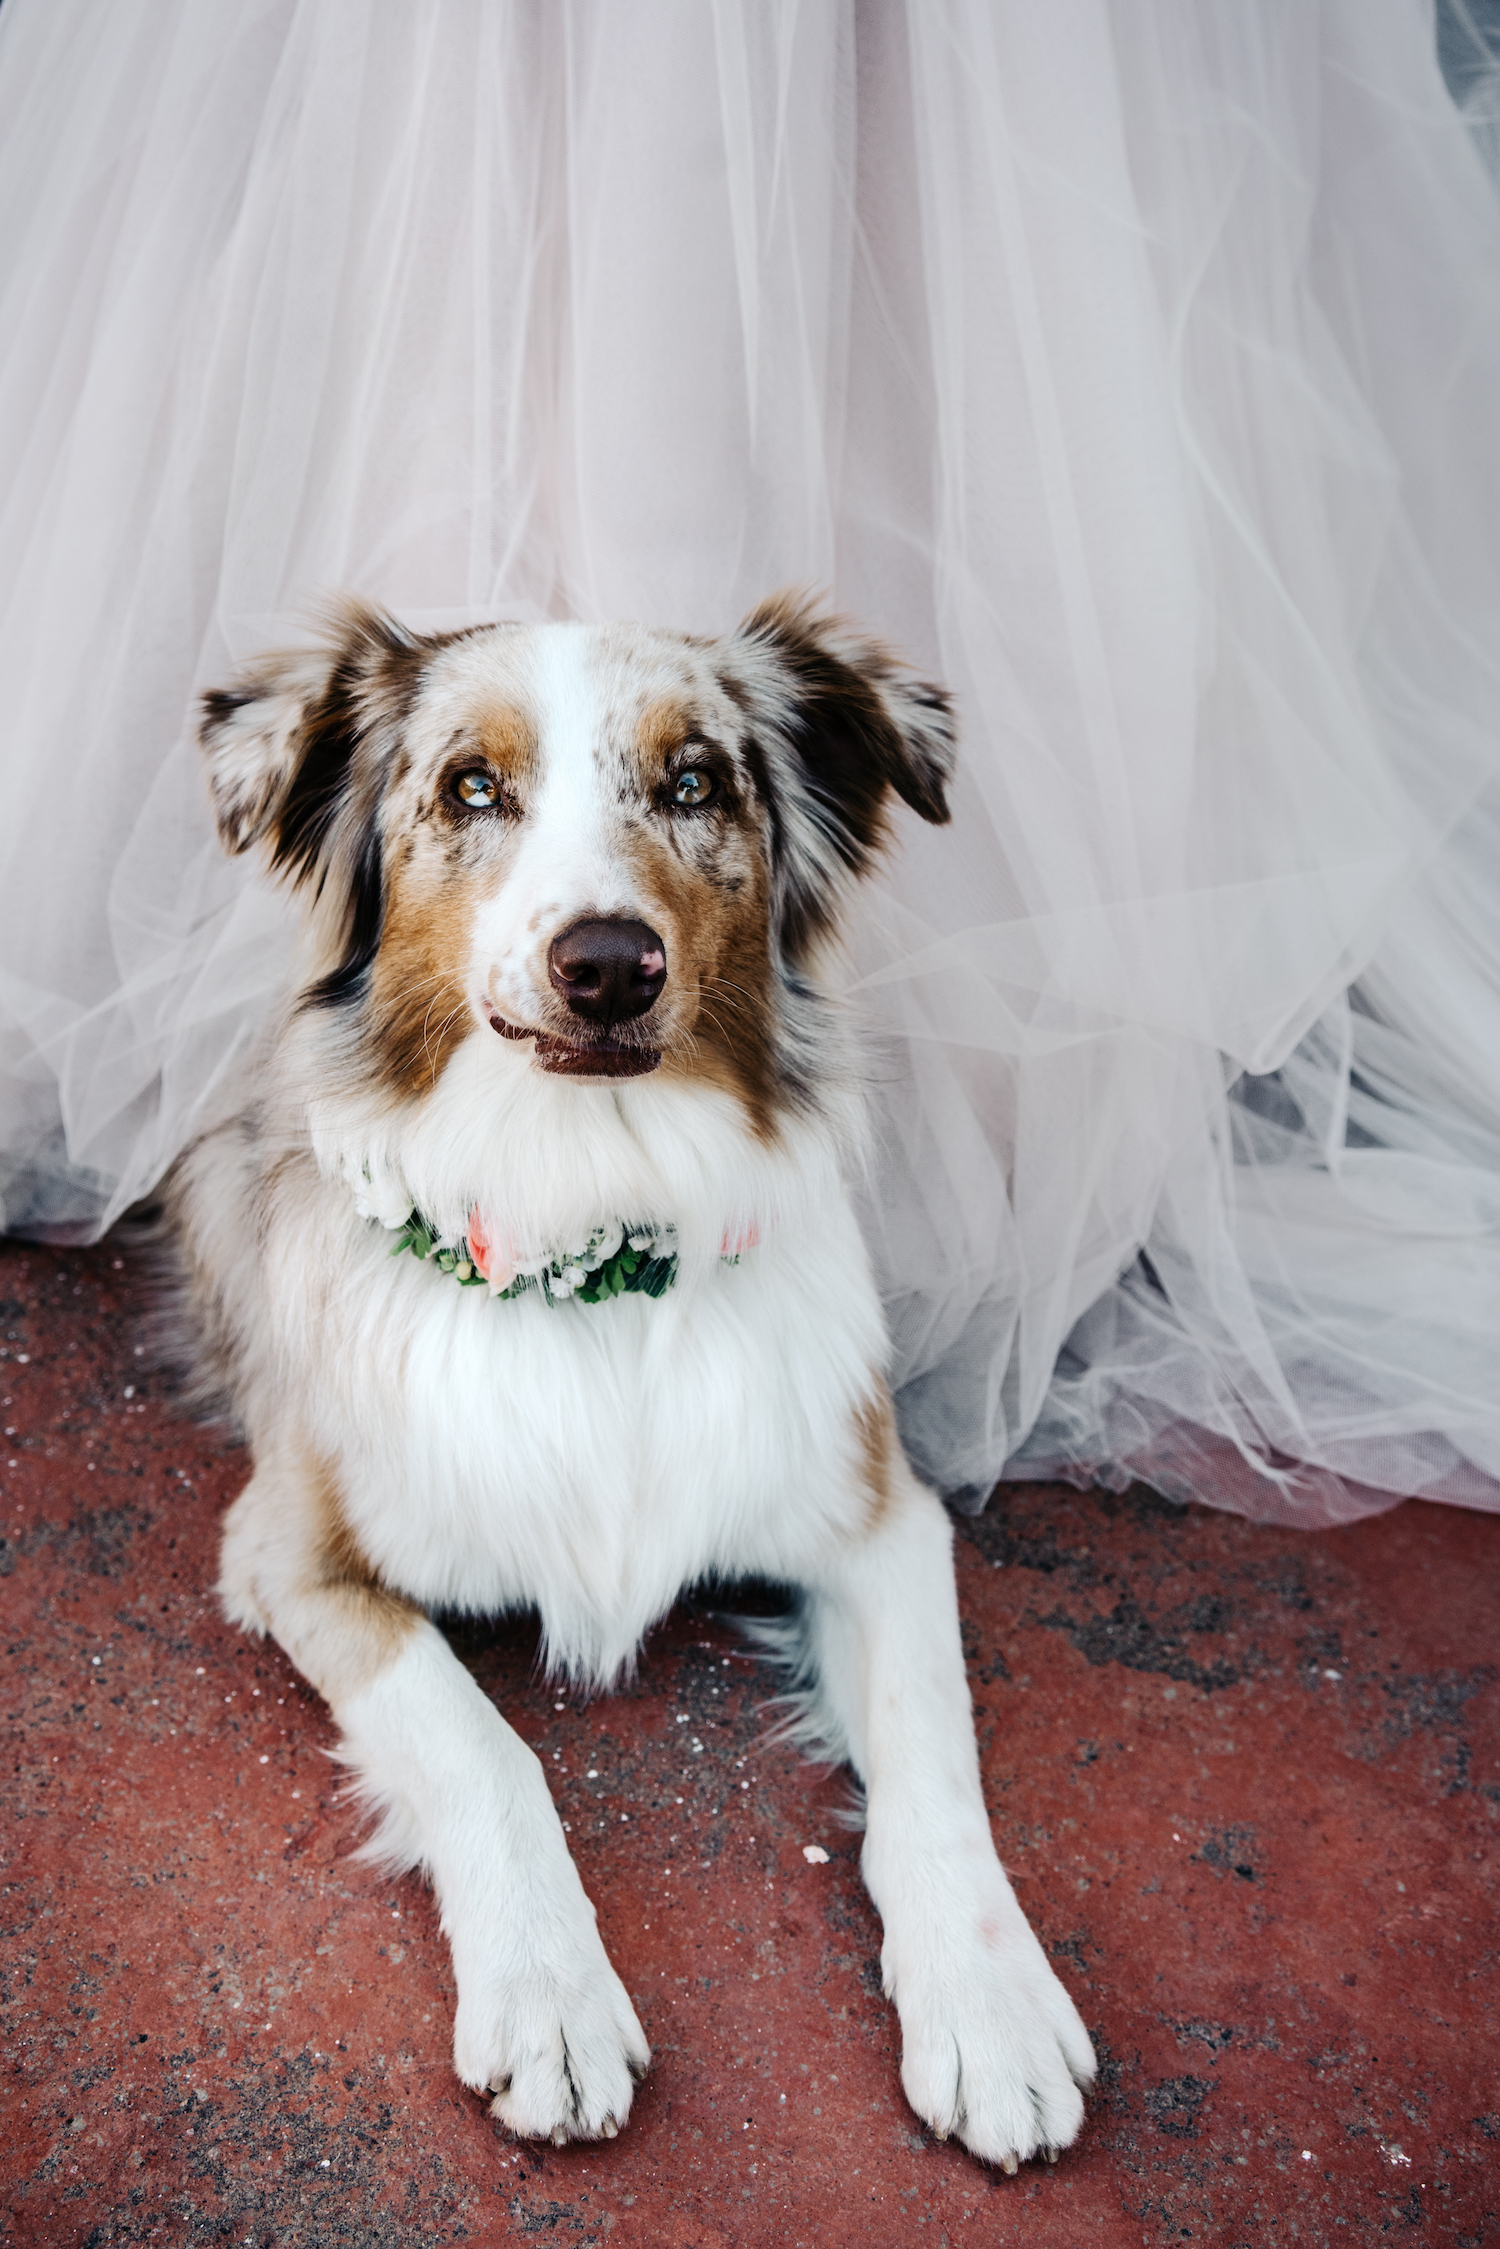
[200, 595, 955, 1129]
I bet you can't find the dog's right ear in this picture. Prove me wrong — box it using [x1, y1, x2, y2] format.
[198, 600, 422, 881]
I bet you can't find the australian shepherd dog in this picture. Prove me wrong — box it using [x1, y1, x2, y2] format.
[171, 594, 1095, 2167]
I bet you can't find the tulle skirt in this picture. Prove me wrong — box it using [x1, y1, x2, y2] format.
[2, 0, 1498, 1528]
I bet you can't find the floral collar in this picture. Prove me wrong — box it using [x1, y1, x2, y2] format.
[387, 1210, 682, 1303]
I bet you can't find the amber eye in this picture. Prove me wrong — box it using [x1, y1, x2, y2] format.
[451, 769, 501, 810]
[671, 766, 716, 809]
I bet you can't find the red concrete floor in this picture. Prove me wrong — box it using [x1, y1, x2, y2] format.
[2, 1235, 1497, 2248]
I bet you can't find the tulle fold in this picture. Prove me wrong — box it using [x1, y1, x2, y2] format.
[1, 0, 1498, 1525]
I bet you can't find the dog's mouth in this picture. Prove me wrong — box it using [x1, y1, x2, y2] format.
[489, 1014, 662, 1080]
[534, 1033, 661, 1079]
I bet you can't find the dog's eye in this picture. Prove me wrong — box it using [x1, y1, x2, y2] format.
[671, 767, 716, 809]
[451, 769, 501, 810]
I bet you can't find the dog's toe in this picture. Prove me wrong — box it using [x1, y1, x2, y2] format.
[890, 1909, 1094, 2171]
[457, 1943, 650, 2143]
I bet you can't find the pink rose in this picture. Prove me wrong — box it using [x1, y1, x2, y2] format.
[466, 1210, 515, 1292]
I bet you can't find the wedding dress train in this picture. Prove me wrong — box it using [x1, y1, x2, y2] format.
[2, 0, 1497, 1527]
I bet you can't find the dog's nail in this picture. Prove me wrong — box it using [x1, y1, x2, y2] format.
[602, 2116, 618, 2138]
[551, 2125, 568, 2146]
[1045, 2144, 1059, 2164]
[932, 2124, 949, 2142]
[1001, 2152, 1019, 2176]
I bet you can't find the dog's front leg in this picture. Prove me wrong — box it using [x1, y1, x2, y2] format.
[218, 1451, 649, 2140]
[803, 1464, 1095, 2168]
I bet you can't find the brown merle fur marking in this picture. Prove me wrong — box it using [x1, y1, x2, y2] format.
[367, 700, 538, 1096]
[310, 1449, 422, 1697]
[367, 849, 484, 1096]
[854, 1381, 898, 1534]
[642, 830, 782, 1138]
[634, 695, 707, 777]
[468, 700, 540, 805]
[616, 691, 785, 1133]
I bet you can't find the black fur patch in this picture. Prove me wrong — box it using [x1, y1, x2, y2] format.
[199, 605, 428, 1014]
[733, 595, 956, 960]
[295, 626, 428, 1011]
[200, 686, 255, 731]
[302, 821, 386, 1012]
[270, 651, 369, 891]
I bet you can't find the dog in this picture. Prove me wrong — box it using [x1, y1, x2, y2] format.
[170, 593, 1096, 2167]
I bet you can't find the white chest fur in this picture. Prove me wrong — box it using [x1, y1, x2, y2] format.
[256, 1038, 887, 1684]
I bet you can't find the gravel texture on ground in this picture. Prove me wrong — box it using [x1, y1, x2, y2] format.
[2, 1236, 1496, 2246]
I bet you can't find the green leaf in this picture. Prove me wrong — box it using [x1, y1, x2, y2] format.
[637, 1256, 677, 1298]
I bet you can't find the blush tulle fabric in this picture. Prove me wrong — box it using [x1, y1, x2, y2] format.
[3, 1, 1499, 1528]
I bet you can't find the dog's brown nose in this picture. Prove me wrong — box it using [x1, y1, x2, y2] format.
[548, 918, 667, 1026]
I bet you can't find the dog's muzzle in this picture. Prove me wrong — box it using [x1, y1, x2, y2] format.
[486, 916, 668, 1079]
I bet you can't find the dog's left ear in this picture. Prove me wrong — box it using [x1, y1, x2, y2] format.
[728, 593, 957, 957]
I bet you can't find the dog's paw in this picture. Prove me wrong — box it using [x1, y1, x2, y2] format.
[452, 1924, 650, 2143]
[886, 1904, 1095, 2170]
